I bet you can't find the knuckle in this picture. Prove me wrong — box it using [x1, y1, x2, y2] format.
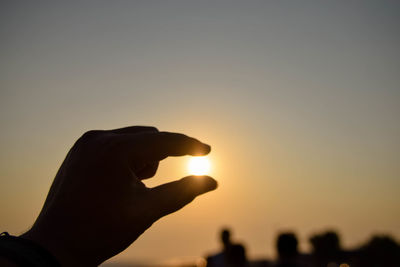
[136, 126, 158, 132]
[73, 130, 105, 151]
[80, 130, 102, 141]
[148, 126, 159, 132]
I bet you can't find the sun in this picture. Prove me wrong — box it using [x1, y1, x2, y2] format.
[188, 156, 211, 176]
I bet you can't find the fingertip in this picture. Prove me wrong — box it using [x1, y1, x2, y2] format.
[191, 143, 211, 156]
[184, 175, 218, 193]
[202, 175, 218, 190]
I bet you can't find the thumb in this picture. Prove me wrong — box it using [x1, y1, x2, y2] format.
[149, 176, 217, 219]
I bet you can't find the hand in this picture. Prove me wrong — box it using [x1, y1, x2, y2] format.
[21, 126, 217, 266]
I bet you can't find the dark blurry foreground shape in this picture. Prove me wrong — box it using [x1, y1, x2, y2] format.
[0, 126, 217, 266]
[206, 229, 400, 267]
[310, 231, 342, 266]
[228, 244, 247, 267]
[358, 235, 400, 267]
[276, 232, 308, 267]
[308, 231, 400, 267]
[206, 228, 248, 267]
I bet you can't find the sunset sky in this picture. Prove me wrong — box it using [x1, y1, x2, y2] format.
[1, 1, 399, 265]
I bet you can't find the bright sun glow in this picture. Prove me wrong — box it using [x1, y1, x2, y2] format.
[188, 156, 211, 176]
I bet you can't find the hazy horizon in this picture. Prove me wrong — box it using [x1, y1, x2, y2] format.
[1, 1, 399, 265]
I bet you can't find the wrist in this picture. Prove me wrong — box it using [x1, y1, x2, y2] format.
[21, 228, 93, 267]
[0, 232, 60, 267]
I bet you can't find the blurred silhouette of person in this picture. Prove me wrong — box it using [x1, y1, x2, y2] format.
[0, 126, 217, 266]
[359, 235, 400, 267]
[207, 228, 248, 267]
[207, 228, 233, 267]
[227, 244, 248, 267]
[276, 232, 307, 267]
[309, 231, 342, 267]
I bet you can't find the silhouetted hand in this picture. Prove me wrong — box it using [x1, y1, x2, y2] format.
[21, 126, 217, 266]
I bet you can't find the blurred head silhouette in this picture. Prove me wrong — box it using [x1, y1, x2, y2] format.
[310, 231, 340, 256]
[221, 228, 232, 249]
[277, 232, 299, 259]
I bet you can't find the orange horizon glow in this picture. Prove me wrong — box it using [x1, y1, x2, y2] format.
[1, 1, 399, 265]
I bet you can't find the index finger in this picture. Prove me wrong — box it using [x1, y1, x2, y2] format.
[117, 131, 211, 161]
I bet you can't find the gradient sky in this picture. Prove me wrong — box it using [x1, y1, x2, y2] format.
[1, 0, 399, 265]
